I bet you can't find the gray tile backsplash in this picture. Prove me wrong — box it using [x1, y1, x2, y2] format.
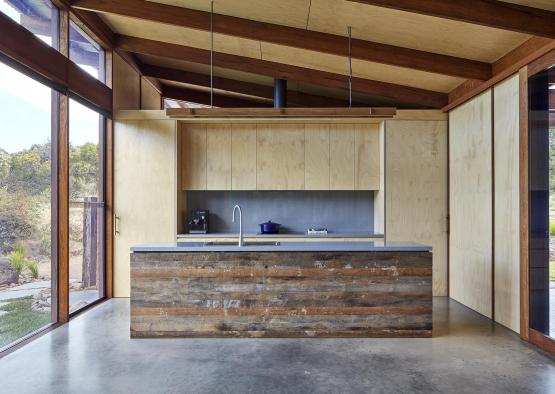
[185, 191, 374, 234]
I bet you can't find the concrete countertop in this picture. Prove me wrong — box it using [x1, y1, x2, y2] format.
[131, 241, 431, 253]
[176, 232, 385, 238]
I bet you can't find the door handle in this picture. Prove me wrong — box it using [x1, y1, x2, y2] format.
[114, 215, 120, 235]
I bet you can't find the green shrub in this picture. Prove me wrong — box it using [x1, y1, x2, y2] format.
[550, 219, 555, 235]
[14, 244, 26, 257]
[27, 260, 39, 279]
[8, 250, 25, 275]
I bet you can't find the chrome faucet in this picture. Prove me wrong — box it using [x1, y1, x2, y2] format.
[232, 204, 244, 247]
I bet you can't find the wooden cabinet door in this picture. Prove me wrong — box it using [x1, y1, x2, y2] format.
[305, 124, 330, 190]
[231, 124, 257, 190]
[181, 123, 206, 190]
[354, 123, 380, 190]
[256, 124, 305, 190]
[330, 124, 355, 190]
[206, 124, 232, 190]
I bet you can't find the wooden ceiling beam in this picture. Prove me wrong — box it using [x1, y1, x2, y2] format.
[142, 63, 274, 99]
[349, 0, 555, 38]
[71, 0, 490, 80]
[116, 35, 448, 108]
[444, 37, 555, 111]
[162, 85, 270, 108]
[141, 63, 366, 107]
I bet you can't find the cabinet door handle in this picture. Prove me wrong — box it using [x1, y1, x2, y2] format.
[114, 215, 120, 235]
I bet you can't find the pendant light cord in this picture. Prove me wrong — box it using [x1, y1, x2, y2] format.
[210, 1, 214, 108]
[348, 26, 352, 108]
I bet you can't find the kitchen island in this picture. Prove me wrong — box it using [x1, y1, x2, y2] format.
[130, 242, 432, 338]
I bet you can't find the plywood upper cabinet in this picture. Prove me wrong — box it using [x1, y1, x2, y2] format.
[256, 124, 305, 190]
[206, 124, 232, 190]
[305, 124, 330, 190]
[180, 121, 382, 191]
[330, 124, 355, 190]
[181, 123, 207, 190]
[231, 124, 257, 190]
[354, 124, 380, 190]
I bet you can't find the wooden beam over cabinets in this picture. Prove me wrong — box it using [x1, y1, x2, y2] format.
[349, 0, 555, 38]
[71, 0, 491, 80]
[116, 36, 448, 108]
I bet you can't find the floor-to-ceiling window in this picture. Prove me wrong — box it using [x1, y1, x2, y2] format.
[0, 0, 58, 350]
[529, 64, 555, 339]
[68, 22, 105, 313]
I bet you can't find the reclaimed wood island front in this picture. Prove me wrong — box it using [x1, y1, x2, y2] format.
[130, 242, 432, 338]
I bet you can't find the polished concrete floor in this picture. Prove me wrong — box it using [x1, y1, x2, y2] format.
[0, 298, 554, 394]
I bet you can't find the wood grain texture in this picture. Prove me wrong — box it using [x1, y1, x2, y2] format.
[373, 122, 386, 234]
[130, 251, 432, 338]
[113, 52, 140, 112]
[519, 66, 529, 340]
[493, 74, 520, 333]
[385, 120, 448, 296]
[231, 124, 257, 190]
[206, 124, 232, 190]
[330, 124, 355, 190]
[140, 77, 161, 110]
[256, 124, 305, 190]
[354, 123, 380, 190]
[304, 124, 330, 190]
[180, 123, 207, 190]
[449, 90, 493, 318]
[113, 119, 177, 297]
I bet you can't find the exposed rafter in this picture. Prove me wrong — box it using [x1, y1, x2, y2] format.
[348, 0, 555, 38]
[116, 35, 448, 108]
[162, 85, 270, 108]
[141, 63, 367, 107]
[71, 0, 491, 80]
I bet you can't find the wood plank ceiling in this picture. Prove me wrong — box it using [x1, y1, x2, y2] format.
[71, 0, 555, 109]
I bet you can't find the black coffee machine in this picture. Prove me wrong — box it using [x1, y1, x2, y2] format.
[188, 210, 209, 234]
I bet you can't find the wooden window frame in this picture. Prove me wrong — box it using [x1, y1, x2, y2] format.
[519, 48, 555, 355]
[0, 0, 114, 356]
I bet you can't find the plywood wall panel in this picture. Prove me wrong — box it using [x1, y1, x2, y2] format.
[113, 119, 176, 297]
[256, 124, 305, 190]
[493, 74, 520, 333]
[386, 120, 449, 296]
[206, 124, 232, 190]
[141, 78, 161, 110]
[231, 124, 257, 190]
[449, 90, 493, 318]
[305, 124, 330, 190]
[113, 53, 140, 112]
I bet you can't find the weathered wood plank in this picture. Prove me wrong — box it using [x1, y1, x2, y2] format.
[130, 250, 432, 338]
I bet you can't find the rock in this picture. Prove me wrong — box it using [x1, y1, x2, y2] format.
[0, 257, 19, 286]
[32, 288, 51, 312]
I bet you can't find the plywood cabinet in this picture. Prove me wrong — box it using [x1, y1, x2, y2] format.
[355, 124, 380, 190]
[330, 124, 355, 190]
[181, 123, 207, 190]
[231, 124, 257, 190]
[180, 121, 381, 191]
[206, 124, 232, 190]
[305, 124, 330, 190]
[256, 124, 305, 190]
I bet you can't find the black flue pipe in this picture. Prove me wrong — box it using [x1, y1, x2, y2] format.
[274, 78, 287, 108]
